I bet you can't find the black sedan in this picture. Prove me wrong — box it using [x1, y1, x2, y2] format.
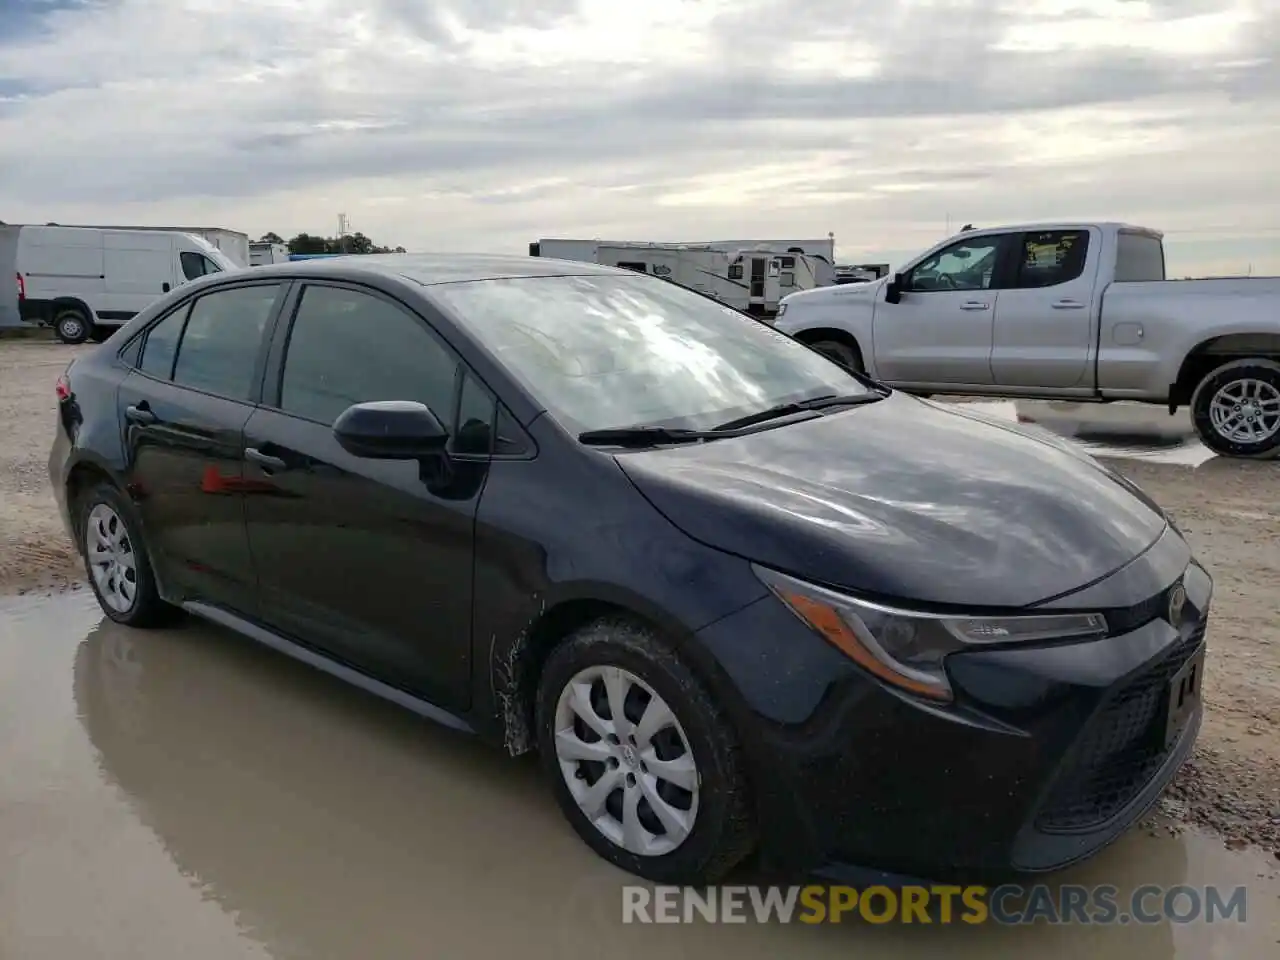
[49, 254, 1210, 885]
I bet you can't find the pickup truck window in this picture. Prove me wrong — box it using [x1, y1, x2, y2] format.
[1115, 232, 1166, 282]
[907, 237, 1002, 292]
[1014, 230, 1088, 288]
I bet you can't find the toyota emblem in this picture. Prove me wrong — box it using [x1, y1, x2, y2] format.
[1167, 582, 1187, 625]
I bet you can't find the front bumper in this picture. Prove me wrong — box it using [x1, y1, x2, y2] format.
[695, 529, 1210, 883]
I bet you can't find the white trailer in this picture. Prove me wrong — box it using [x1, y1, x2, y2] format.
[689, 236, 836, 264]
[530, 238, 829, 317]
[834, 262, 891, 284]
[249, 241, 290, 266]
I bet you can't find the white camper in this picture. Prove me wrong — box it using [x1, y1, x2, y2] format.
[530, 238, 827, 317]
[15, 225, 239, 343]
[249, 241, 290, 266]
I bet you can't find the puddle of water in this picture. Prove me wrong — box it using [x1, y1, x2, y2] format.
[1, 593, 1278, 960]
[957, 401, 1218, 468]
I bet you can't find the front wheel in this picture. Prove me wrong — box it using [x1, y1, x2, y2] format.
[1189, 358, 1280, 459]
[810, 338, 864, 374]
[536, 619, 756, 884]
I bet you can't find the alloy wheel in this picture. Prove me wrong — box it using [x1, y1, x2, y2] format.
[1209, 378, 1280, 445]
[553, 665, 700, 857]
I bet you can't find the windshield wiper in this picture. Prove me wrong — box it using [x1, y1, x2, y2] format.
[578, 426, 721, 448]
[712, 391, 887, 432]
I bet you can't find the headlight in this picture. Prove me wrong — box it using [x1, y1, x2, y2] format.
[753, 565, 1108, 703]
[776, 302, 788, 317]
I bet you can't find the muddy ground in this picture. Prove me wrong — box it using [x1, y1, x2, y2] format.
[2, 340, 1277, 860]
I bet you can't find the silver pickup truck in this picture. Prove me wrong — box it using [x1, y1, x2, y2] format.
[774, 221, 1280, 458]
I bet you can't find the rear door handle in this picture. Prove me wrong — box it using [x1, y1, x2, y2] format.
[125, 403, 157, 425]
[960, 301, 990, 311]
[1052, 299, 1085, 309]
[245, 447, 289, 472]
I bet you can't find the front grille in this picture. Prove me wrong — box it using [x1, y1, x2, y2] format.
[1035, 622, 1205, 833]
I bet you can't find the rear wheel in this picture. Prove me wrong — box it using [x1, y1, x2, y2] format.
[1189, 358, 1280, 459]
[810, 338, 864, 374]
[536, 618, 756, 884]
[76, 482, 174, 627]
[53, 308, 91, 345]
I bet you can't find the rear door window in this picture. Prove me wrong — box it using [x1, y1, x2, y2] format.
[169, 284, 282, 399]
[1014, 231, 1089, 288]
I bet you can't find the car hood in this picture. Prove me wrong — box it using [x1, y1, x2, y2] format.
[615, 393, 1169, 608]
[782, 276, 887, 307]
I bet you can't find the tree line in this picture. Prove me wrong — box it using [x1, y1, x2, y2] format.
[260, 231, 406, 255]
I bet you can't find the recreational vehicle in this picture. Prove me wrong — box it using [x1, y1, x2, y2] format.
[249, 241, 290, 266]
[530, 238, 830, 317]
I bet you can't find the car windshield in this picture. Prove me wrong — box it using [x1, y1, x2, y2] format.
[429, 274, 872, 434]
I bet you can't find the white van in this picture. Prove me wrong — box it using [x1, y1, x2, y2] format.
[15, 226, 239, 343]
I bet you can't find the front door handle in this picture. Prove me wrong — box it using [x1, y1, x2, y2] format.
[125, 403, 157, 425]
[960, 301, 990, 311]
[245, 447, 289, 472]
[1052, 299, 1085, 309]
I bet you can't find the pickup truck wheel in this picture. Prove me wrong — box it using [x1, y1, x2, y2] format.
[811, 339, 864, 374]
[1190, 358, 1280, 459]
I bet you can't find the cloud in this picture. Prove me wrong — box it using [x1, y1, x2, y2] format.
[0, 0, 1277, 274]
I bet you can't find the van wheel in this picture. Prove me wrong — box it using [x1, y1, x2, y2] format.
[811, 339, 864, 374]
[536, 618, 756, 885]
[1190, 358, 1280, 459]
[53, 308, 91, 345]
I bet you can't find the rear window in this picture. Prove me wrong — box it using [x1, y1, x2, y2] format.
[1115, 233, 1166, 282]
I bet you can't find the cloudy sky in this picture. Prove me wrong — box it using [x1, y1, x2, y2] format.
[1, 0, 1277, 274]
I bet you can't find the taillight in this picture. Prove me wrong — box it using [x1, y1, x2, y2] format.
[15, 272, 24, 301]
[55, 372, 71, 402]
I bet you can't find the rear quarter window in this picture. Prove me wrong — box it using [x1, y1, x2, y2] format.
[1115, 233, 1166, 282]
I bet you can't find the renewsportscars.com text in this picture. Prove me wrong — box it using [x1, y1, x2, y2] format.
[622, 884, 1248, 925]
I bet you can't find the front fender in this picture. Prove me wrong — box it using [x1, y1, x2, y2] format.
[775, 284, 881, 372]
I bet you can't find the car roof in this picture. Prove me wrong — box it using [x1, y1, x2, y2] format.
[244, 253, 630, 287]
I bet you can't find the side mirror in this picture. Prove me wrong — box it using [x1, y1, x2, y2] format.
[885, 272, 907, 304]
[332, 400, 449, 459]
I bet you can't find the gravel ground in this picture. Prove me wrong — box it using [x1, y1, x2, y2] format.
[2, 340, 1277, 860]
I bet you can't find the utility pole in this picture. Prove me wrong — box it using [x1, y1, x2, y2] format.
[337, 213, 349, 254]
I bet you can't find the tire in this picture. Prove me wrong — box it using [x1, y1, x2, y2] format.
[536, 618, 756, 884]
[1189, 358, 1280, 459]
[54, 307, 92, 345]
[76, 481, 174, 627]
[810, 338, 864, 374]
